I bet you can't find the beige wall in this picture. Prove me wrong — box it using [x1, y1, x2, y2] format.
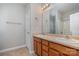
[31, 3, 42, 34]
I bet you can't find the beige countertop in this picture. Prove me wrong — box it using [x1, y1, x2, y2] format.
[34, 34, 79, 50]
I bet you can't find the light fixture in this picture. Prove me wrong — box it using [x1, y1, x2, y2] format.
[41, 3, 50, 10]
[43, 5, 46, 9]
[46, 4, 49, 6]
[42, 8, 43, 10]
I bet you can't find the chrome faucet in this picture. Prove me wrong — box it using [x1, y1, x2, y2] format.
[65, 35, 70, 39]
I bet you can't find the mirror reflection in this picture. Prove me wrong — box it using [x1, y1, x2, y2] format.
[42, 3, 79, 35]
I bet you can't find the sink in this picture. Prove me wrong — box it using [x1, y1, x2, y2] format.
[55, 37, 79, 44]
[69, 39, 79, 43]
[35, 34, 79, 45]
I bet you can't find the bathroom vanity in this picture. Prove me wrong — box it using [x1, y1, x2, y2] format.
[33, 34, 79, 56]
[33, 4, 79, 56]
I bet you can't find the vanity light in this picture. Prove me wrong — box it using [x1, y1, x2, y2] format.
[42, 8, 43, 10]
[46, 4, 49, 6]
[41, 6, 46, 10]
[41, 3, 50, 10]
[43, 5, 46, 9]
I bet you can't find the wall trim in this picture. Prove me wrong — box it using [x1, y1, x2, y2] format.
[29, 50, 34, 54]
[0, 44, 27, 53]
[29, 50, 35, 55]
[29, 50, 37, 56]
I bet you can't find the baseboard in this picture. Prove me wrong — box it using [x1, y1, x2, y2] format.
[0, 44, 27, 53]
[29, 50, 34, 55]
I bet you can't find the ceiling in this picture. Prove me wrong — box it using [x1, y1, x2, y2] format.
[53, 3, 79, 13]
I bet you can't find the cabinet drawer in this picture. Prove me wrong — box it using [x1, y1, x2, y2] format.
[42, 45, 48, 52]
[42, 40, 48, 46]
[49, 42, 77, 55]
[49, 49, 59, 56]
[34, 37, 41, 43]
[42, 50, 48, 56]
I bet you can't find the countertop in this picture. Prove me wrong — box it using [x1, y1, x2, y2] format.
[34, 34, 79, 50]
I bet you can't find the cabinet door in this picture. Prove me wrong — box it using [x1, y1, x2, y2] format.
[37, 42, 41, 56]
[42, 44, 48, 52]
[42, 40, 48, 46]
[42, 50, 48, 56]
[34, 37, 42, 56]
[49, 42, 77, 56]
[42, 45, 48, 56]
[34, 40, 37, 53]
[49, 49, 60, 56]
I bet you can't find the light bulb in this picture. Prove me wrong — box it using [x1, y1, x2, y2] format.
[42, 8, 43, 10]
[43, 6, 46, 9]
[46, 4, 49, 6]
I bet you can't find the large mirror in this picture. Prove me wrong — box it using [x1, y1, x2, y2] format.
[42, 3, 79, 35]
[70, 12, 79, 35]
[49, 15, 56, 34]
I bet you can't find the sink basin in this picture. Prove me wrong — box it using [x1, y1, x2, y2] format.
[54, 37, 79, 44]
[35, 34, 79, 45]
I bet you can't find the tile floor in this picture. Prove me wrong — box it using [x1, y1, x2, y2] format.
[0, 47, 34, 56]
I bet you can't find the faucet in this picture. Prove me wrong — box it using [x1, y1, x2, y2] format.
[65, 34, 70, 39]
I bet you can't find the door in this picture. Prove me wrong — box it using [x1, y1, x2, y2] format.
[0, 4, 25, 50]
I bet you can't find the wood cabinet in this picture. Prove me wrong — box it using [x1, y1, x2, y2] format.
[42, 50, 48, 56]
[34, 36, 79, 56]
[42, 40, 48, 56]
[42, 39, 48, 46]
[49, 49, 59, 56]
[34, 37, 41, 56]
[34, 40, 37, 53]
[42, 45, 48, 52]
[49, 42, 77, 56]
[36, 42, 41, 55]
